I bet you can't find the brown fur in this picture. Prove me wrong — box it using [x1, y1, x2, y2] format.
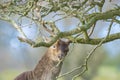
[14, 39, 70, 80]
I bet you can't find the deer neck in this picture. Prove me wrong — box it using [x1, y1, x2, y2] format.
[33, 50, 62, 80]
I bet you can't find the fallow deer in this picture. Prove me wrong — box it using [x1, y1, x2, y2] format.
[14, 39, 71, 80]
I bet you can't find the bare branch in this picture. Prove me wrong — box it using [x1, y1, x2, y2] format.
[18, 37, 35, 46]
[0, 1, 120, 48]
[33, 8, 120, 47]
[0, 16, 36, 47]
[0, 1, 120, 80]
[58, 65, 84, 78]
[0, 16, 27, 38]
[58, 20, 114, 79]
[113, 18, 120, 24]
[58, 33, 107, 79]
[88, 23, 96, 37]
[72, 17, 115, 80]
[75, 33, 120, 45]
[42, 21, 55, 36]
[50, 22, 60, 33]
[106, 19, 114, 38]
[83, 30, 89, 41]
[72, 37, 105, 80]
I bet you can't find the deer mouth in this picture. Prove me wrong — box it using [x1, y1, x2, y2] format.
[58, 52, 67, 60]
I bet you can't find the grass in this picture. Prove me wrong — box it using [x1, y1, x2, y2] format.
[0, 66, 120, 80]
[0, 69, 22, 80]
[93, 66, 120, 80]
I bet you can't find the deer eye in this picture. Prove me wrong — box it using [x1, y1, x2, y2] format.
[52, 45, 56, 49]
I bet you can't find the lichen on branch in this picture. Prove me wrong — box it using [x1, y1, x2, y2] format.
[0, 0, 120, 48]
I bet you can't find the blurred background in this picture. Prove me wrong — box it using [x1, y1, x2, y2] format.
[0, 0, 120, 80]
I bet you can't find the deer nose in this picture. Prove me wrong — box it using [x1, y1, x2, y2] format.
[58, 53, 65, 60]
[64, 48, 69, 53]
[58, 48, 68, 59]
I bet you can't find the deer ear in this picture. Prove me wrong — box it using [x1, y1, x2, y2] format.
[67, 40, 72, 44]
[60, 38, 72, 44]
[56, 39, 61, 45]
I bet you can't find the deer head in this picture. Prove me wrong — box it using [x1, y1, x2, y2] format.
[47, 39, 71, 62]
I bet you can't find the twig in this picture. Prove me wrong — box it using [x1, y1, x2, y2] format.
[88, 22, 96, 37]
[57, 36, 106, 80]
[10, 20, 27, 38]
[0, 16, 27, 38]
[106, 19, 113, 38]
[84, 30, 89, 41]
[21, 21, 34, 28]
[58, 65, 84, 78]
[113, 18, 120, 24]
[53, 9, 76, 23]
[81, 0, 89, 7]
[0, 16, 35, 46]
[58, 19, 114, 80]
[72, 38, 105, 80]
[49, 22, 60, 33]
[18, 37, 35, 46]
[72, 18, 114, 80]
[52, 13, 65, 18]
[53, 15, 70, 22]
[42, 21, 55, 36]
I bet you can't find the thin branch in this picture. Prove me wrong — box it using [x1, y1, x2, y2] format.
[52, 13, 65, 18]
[42, 21, 55, 36]
[113, 18, 120, 24]
[53, 15, 70, 22]
[49, 22, 60, 33]
[83, 5, 94, 14]
[72, 38, 105, 80]
[10, 20, 28, 38]
[29, 31, 120, 47]
[75, 32, 120, 45]
[81, 0, 89, 6]
[0, 16, 27, 38]
[18, 37, 35, 46]
[33, 7, 120, 47]
[58, 65, 84, 78]
[83, 30, 89, 41]
[88, 23, 96, 37]
[106, 19, 114, 38]
[0, 7, 119, 47]
[57, 33, 107, 79]
[0, 16, 36, 46]
[57, 21, 117, 79]
[72, 16, 114, 80]
[21, 22, 34, 28]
